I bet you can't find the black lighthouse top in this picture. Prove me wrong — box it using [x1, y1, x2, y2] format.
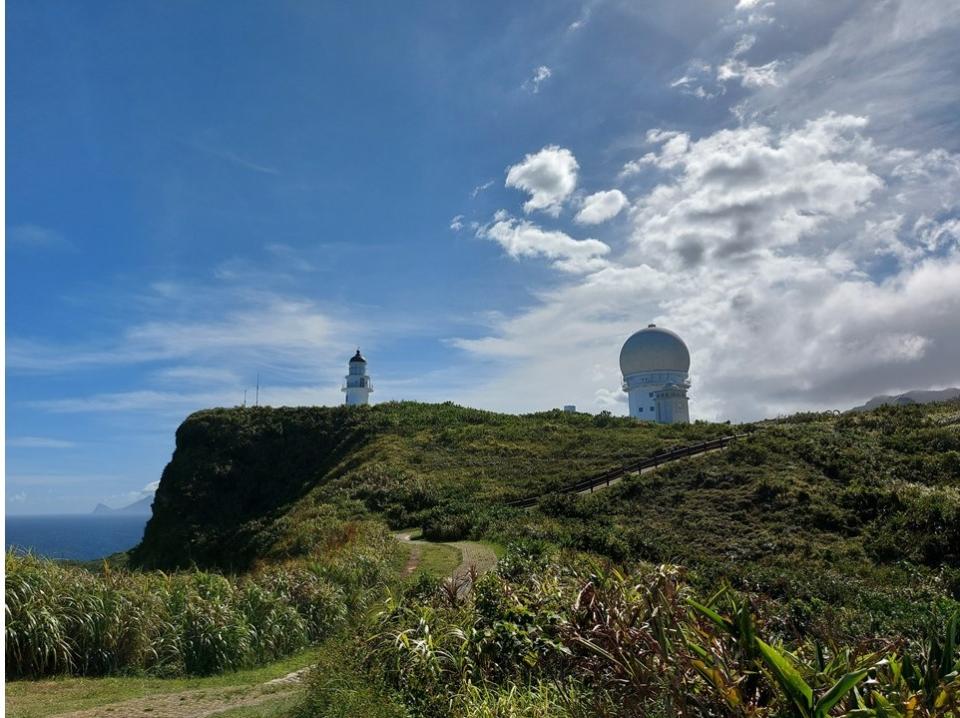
[349, 349, 366, 364]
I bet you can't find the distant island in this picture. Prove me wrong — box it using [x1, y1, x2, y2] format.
[91, 495, 153, 516]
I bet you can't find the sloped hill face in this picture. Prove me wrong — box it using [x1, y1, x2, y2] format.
[130, 398, 960, 627]
[129, 402, 733, 570]
[129, 406, 376, 570]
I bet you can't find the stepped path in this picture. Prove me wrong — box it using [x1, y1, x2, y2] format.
[507, 434, 743, 507]
[574, 442, 728, 495]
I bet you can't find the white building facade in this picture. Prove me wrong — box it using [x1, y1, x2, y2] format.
[620, 325, 690, 424]
[342, 349, 373, 406]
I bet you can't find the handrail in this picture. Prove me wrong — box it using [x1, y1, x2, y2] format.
[505, 434, 745, 508]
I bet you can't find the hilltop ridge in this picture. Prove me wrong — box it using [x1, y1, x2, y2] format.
[130, 399, 960, 631]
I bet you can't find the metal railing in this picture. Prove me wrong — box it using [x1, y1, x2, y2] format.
[505, 434, 745, 508]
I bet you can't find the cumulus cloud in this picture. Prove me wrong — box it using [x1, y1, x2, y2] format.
[505, 146, 579, 216]
[523, 65, 553, 93]
[454, 113, 960, 420]
[450, 214, 465, 231]
[628, 114, 884, 266]
[478, 213, 610, 274]
[575, 190, 629, 224]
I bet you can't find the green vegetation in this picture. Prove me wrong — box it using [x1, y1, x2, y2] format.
[8, 398, 960, 716]
[5, 647, 319, 718]
[130, 402, 733, 571]
[5, 519, 398, 678]
[131, 400, 960, 634]
[356, 549, 960, 717]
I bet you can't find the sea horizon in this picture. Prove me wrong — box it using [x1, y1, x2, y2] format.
[6, 514, 149, 561]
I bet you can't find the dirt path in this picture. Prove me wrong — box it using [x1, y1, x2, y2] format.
[396, 531, 424, 577]
[447, 540, 498, 579]
[45, 667, 310, 718]
[49, 684, 296, 718]
[576, 445, 727, 495]
[395, 531, 498, 585]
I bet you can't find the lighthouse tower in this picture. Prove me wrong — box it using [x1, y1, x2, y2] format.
[342, 349, 373, 406]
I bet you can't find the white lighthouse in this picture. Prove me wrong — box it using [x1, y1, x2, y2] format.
[620, 325, 690, 423]
[342, 349, 373, 406]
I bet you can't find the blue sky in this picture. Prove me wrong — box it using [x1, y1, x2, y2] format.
[7, 0, 960, 514]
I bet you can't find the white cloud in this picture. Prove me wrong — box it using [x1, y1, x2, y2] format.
[153, 366, 241, 385]
[478, 214, 610, 274]
[717, 58, 781, 88]
[738, 0, 960, 151]
[731, 34, 756, 57]
[523, 65, 553, 93]
[7, 224, 70, 250]
[7, 437, 78, 449]
[453, 114, 960, 420]
[471, 180, 494, 198]
[629, 114, 883, 265]
[575, 190, 629, 224]
[450, 214, 465, 231]
[505, 146, 579, 216]
[8, 290, 343, 378]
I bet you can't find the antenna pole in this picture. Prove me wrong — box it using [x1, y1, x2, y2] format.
[243, 389, 247, 408]
[256, 373, 260, 407]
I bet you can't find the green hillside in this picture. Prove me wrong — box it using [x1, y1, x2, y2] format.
[12, 400, 960, 716]
[131, 400, 960, 635]
[130, 402, 732, 570]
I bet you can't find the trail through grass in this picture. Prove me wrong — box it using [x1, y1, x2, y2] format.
[5, 648, 320, 718]
[395, 530, 499, 581]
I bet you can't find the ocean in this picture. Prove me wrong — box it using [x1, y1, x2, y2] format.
[6, 515, 149, 561]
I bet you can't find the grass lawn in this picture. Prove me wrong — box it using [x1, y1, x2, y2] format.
[413, 539, 460, 577]
[5, 648, 320, 718]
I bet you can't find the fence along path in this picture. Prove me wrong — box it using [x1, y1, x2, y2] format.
[505, 434, 745, 508]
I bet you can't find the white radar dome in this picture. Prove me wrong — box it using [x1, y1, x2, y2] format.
[619, 324, 690, 376]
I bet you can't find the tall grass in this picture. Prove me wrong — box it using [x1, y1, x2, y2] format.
[5, 536, 395, 678]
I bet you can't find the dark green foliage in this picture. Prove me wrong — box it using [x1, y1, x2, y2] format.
[364, 549, 960, 717]
[5, 519, 398, 678]
[130, 401, 733, 571]
[131, 398, 960, 638]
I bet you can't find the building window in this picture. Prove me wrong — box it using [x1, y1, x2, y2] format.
[650, 406, 655, 411]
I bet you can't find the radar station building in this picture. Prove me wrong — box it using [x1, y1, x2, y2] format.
[620, 325, 690, 424]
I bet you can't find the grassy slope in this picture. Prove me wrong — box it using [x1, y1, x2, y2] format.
[131, 401, 731, 570]
[132, 400, 960, 632]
